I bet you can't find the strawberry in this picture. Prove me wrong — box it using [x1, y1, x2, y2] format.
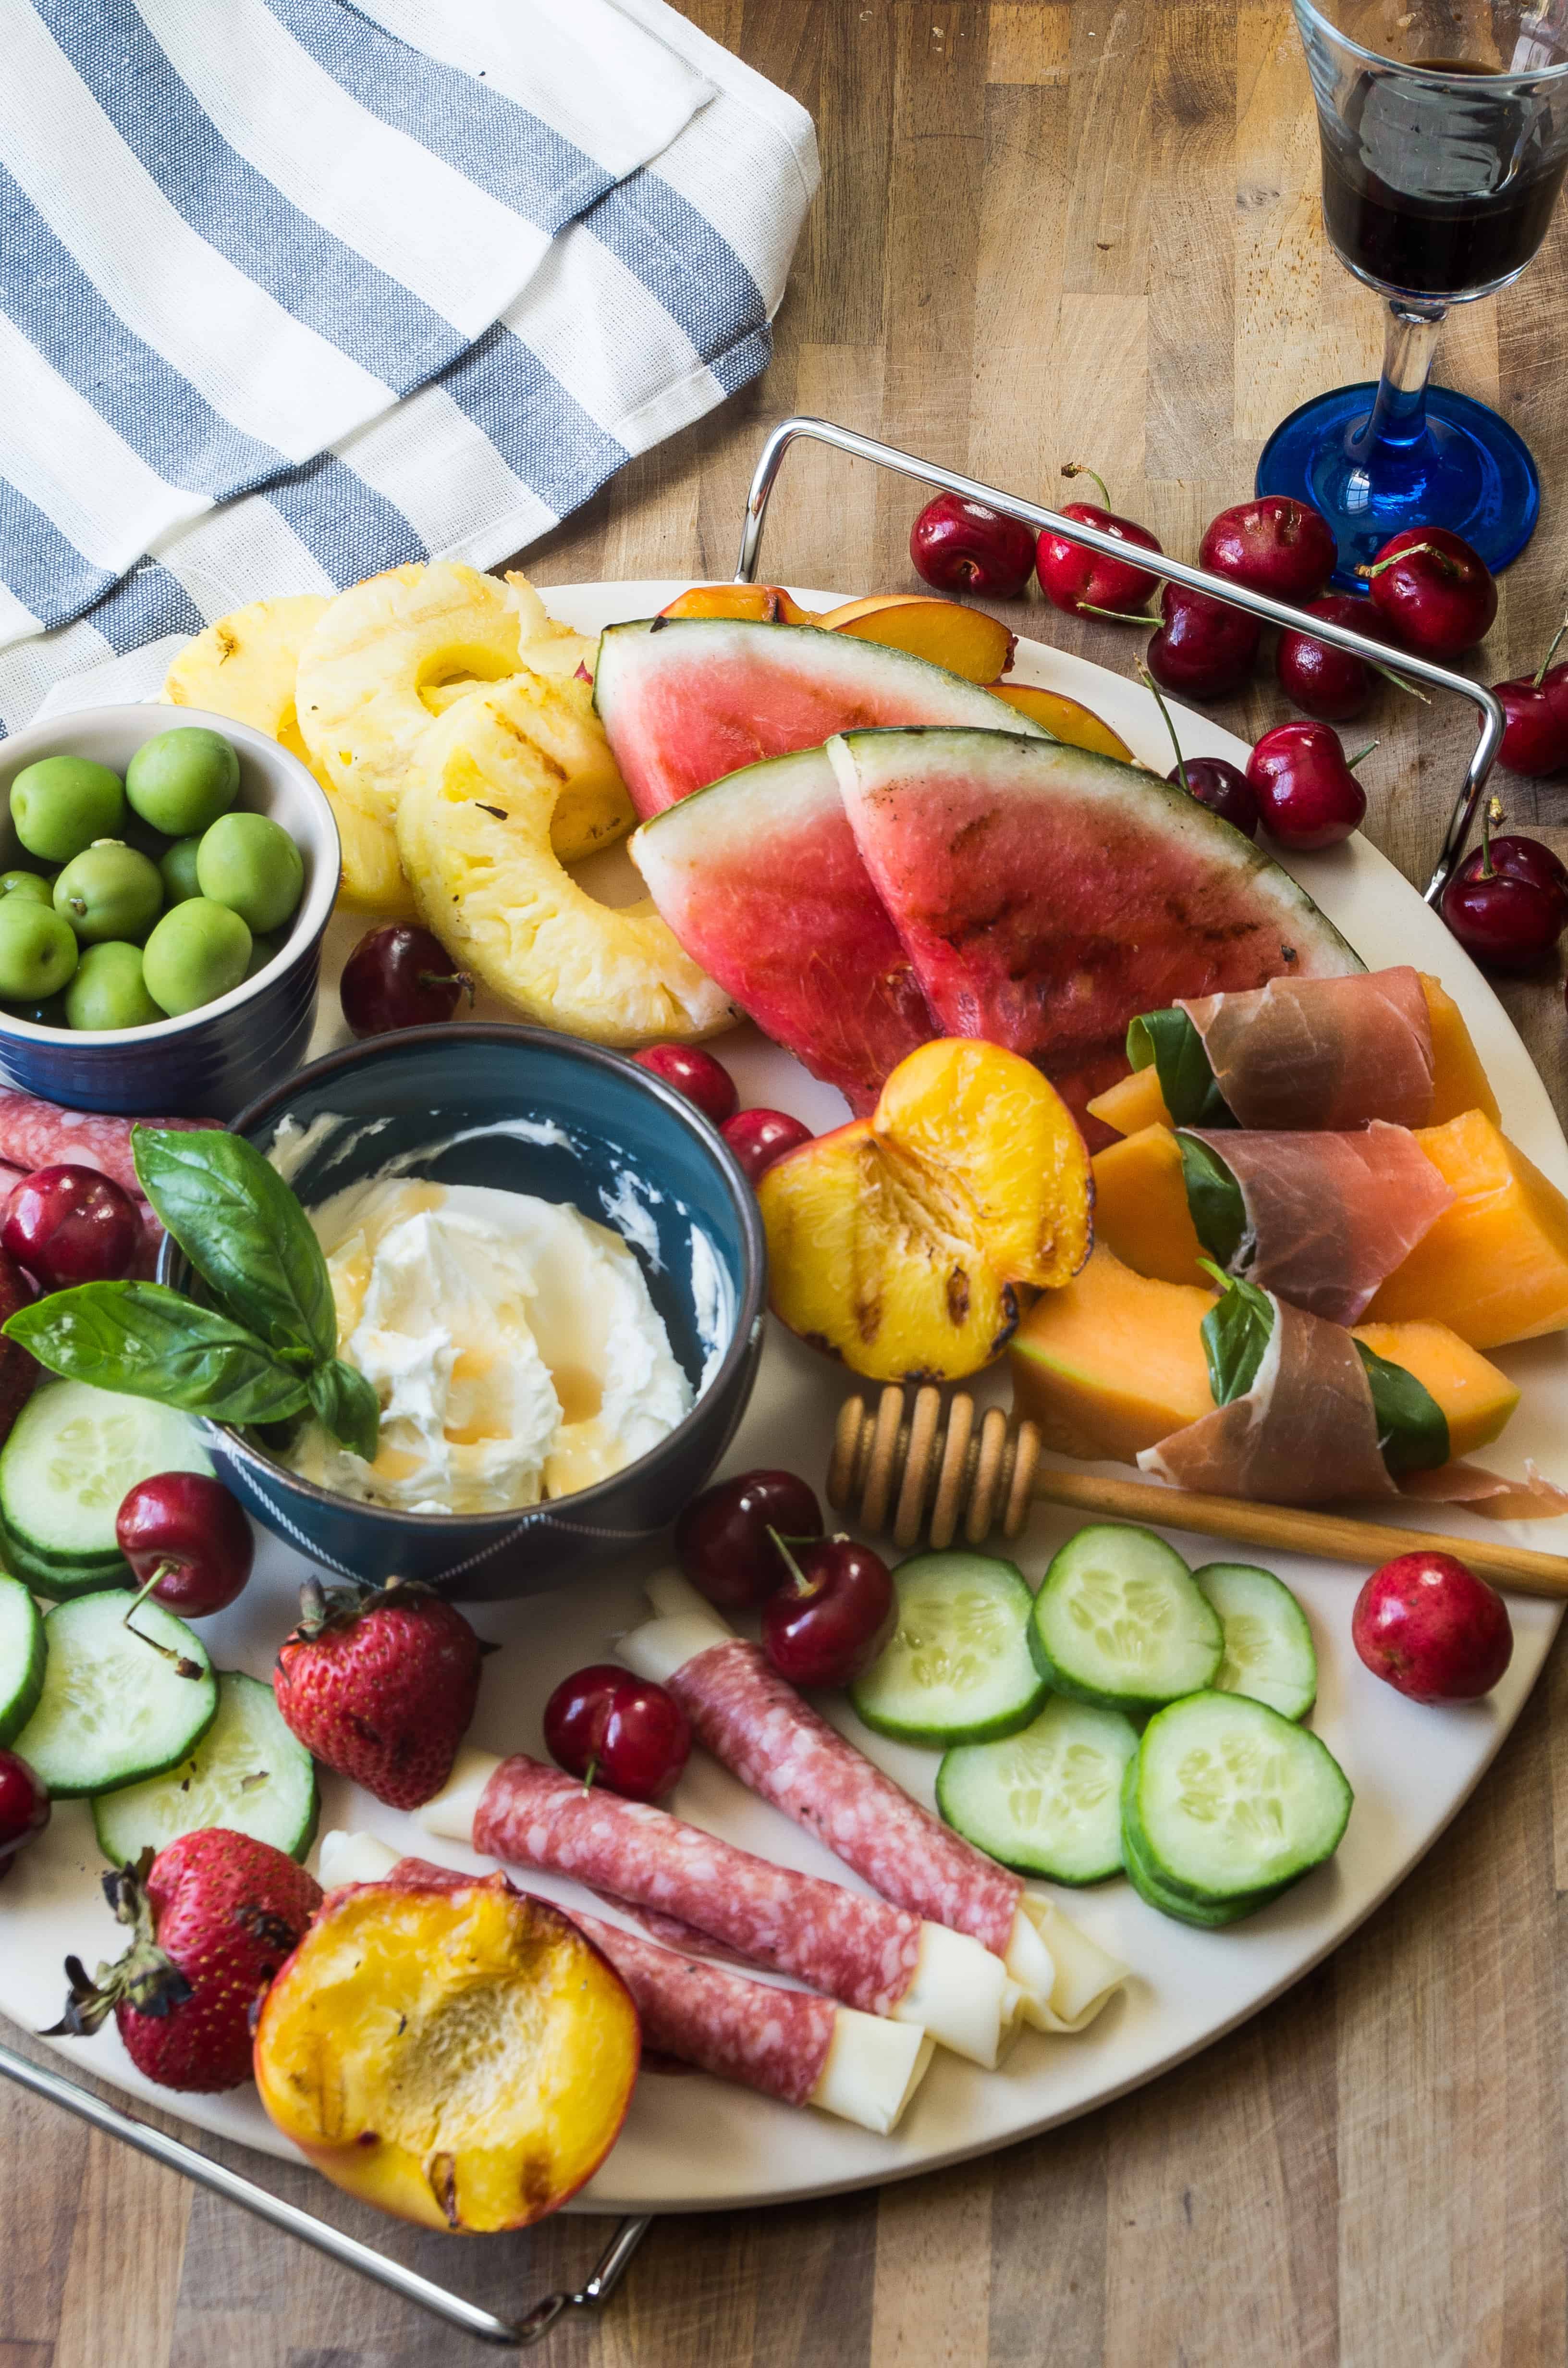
[49, 1829, 320, 2092]
[273, 1576, 485, 1809]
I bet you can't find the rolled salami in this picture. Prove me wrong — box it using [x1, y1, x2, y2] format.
[0, 1093, 217, 1196]
[416, 1752, 1020, 2066]
[317, 1830, 932, 2133]
[619, 1570, 1129, 2035]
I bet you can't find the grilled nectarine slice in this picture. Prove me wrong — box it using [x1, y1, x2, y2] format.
[759, 1039, 1092, 1381]
[659, 583, 821, 625]
[254, 1868, 639, 2232]
[814, 594, 1015, 684]
[985, 681, 1133, 761]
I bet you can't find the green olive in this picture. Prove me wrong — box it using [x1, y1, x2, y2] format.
[53, 841, 163, 945]
[196, 811, 304, 935]
[0, 871, 53, 907]
[11, 756, 125, 865]
[126, 728, 239, 837]
[0, 900, 79, 1001]
[159, 835, 204, 906]
[64, 941, 165, 1031]
[242, 931, 282, 981]
[141, 898, 251, 1015]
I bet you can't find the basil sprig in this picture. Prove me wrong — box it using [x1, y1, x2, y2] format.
[1126, 1008, 1234, 1129]
[4, 1127, 377, 1464]
[1177, 1133, 1249, 1269]
[1197, 1262, 1448, 1474]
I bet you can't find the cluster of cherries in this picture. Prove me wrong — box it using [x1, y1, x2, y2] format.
[912, 480, 1568, 977]
[632, 1043, 810, 1184]
[542, 1467, 894, 1804]
[0, 1464, 252, 1885]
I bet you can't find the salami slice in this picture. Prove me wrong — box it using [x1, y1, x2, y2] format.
[0, 1094, 217, 1197]
[1180, 967, 1433, 1131]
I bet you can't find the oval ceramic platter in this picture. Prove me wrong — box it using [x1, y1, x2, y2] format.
[3, 584, 1565, 2217]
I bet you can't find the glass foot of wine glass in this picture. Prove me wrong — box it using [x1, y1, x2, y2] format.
[1257, 377, 1540, 588]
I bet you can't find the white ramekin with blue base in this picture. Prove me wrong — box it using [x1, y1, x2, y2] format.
[0, 704, 339, 1120]
[160, 1024, 769, 1601]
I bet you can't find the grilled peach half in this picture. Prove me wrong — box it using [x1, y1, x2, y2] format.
[659, 582, 821, 625]
[814, 594, 1015, 685]
[985, 681, 1133, 761]
[759, 1038, 1092, 1381]
[254, 1867, 639, 2232]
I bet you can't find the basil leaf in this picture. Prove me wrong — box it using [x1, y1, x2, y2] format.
[307, 1359, 380, 1465]
[1198, 1264, 1275, 1406]
[1177, 1133, 1249, 1269]
[4, 1282, 312, 1425]
[133, 1127, 336, 1368]
[1126, 1009, 1234, 1128]
[1354, 1340, 1450, 1477]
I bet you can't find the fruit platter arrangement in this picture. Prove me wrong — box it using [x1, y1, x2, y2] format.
[3, 426, 1568, 2268]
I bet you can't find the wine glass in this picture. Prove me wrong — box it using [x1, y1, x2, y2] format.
[1257, 0, 1568, 584]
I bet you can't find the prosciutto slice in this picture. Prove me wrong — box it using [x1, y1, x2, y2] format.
[1181, 967, 1434, 1131]
[1401, 1460, 1568, 1521]
[1139, 1292, 1396, 1504]
[1187, 1120, 1455, 1325]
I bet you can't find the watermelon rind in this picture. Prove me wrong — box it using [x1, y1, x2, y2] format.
[594, 616, 1048, 818]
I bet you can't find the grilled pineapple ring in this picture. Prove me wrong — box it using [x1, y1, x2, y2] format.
[398, 678, 735, 1047]
[295, 562, 634, 911]
[162, 594, 329, 766]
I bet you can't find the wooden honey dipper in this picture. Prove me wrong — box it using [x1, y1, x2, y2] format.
[826, 1383, 1568, 1600]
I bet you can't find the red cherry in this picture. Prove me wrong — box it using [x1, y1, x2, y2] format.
[761, 1536, 896, 1690]
[1351, 1551, 1512, 1703]
[1146, 584, 1260, 698]
[1275, 594, 1389, 722]
[722, 1108, 812, 1187]
[542, 1663, 691, 1801]
[1455, 832, 1568, 925]
[1246, 722, 1367, 851]
[1493, 666, 1568, 777]
[910, 494, 1036, 600]
[1168, 758, 1259, 838]
[1360, 527, 1497, 656]
[0, 1748, 49, 1880]
[340, 924, 474, 1038]
[632, 1043, 738, 1127]
[1, 1165, 139, 1289]
[1037, 468, 1162, 617]
[115, 1472, 254, 1617]
[1442, 869, 1562, 972]
[674, 1468, 823, 1609]
[1199, 496, 1336, 604]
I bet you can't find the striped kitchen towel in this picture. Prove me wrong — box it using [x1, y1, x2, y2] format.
[0, 0, 818, 731]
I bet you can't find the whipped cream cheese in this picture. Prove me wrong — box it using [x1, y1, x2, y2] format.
[280, 1177, 693, 1516]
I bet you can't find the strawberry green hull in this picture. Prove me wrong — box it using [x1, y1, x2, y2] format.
[594, 617, 1045, 819]
[829, 729, 1363, 1134]
[630, 747, 934, 1111]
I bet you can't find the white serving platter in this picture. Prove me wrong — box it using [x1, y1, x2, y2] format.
[2, 583, 1564, 2218]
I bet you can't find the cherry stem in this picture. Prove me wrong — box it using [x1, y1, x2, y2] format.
[1345, 740, 1380, 771]
[1078, 604, 1154, 626]
[416, 971, 475, 1006]
[1061, 462, 1112, 510]
[1370, 660, 1432, 705]
[581, 1754, 598, 1798]
[1479, 793, 1505, 879]
[1357, 542, 1456, 583]
[766, 1524, 811, 1599]
[122, 1564, 202, 1679]
[1533, 610, 1568, 688]
[1138, 663, 1188, 795]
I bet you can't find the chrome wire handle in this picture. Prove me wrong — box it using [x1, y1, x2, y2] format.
[735, 416, 1506, 904]
[0, 2036, 650, 2349]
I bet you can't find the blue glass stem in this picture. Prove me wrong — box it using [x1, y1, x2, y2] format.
[1345, 301, 1448, 474]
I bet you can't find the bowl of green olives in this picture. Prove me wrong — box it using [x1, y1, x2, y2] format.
[0, 705, 339, 1117]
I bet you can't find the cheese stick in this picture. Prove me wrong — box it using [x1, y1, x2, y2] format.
[317, 1831, 933, 2134]
[624, 1569, 1129, 2034]
[416, 1750, 1021, 2068]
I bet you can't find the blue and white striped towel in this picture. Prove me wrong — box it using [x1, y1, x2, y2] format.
[0, 0, 818, 732]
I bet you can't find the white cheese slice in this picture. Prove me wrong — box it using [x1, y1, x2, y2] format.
[1014, 1894, 1129, 2032]
[618, 1608, 729, 1686]
[896, 1920, 1021, 2068]
[414, 1744, 504, 1840]
[318, 1828, 401, 1885]
[644, 1565, 726, 1623]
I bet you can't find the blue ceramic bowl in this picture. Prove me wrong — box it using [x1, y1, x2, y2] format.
[0, 704, 339, 1119]
[160, 1024, 767, 1600]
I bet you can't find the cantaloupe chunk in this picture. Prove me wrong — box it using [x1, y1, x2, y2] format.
[1082, 973, 1495, 1139]
[1366, 1108, 1568, 1346]
[1090, 1124, 1206, 1285]
[1010, 1243, 1519, 1463]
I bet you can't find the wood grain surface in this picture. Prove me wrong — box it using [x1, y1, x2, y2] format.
[8, 4, 1568, 2363]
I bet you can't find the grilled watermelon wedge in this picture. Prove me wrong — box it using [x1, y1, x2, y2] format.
[594, 617, 1046, 819]
[630, 746, 934, 1111]
[829, 728, 1362, 1129]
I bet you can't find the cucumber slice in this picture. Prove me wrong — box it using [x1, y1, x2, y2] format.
[1028, 1524, 1223, 1712]
[0, 1571, 45, 1745]
[1195, 1562, 1318, 1722]
[938, 1696, 1138, 1883]
[1119, 1759, 1286, 1928]
[0, 1381, 211, 1572]
[93, 1671, 318, 1863]
[3, 1530, 130, 1603]
[849, 1551, 1046, 1745]
[1131, 1690, 1352, 1904]
[14, 1592, 217, 1799]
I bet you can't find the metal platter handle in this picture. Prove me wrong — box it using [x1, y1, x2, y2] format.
[734, 415, 1506, 904]
[0, 2036, 650, 2349]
